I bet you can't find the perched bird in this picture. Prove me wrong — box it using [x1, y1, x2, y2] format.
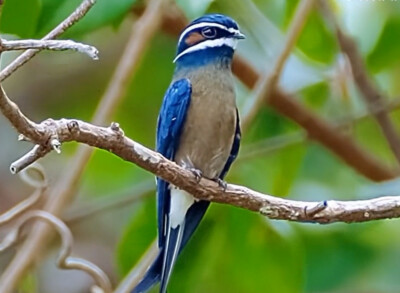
[132, 13, 244, 293]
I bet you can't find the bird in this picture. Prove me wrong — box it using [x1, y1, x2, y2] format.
[132, 13, 245, 293]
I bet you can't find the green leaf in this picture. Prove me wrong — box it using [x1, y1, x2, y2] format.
[301, 225, 377, 292]
[296, 10, 337, 64]
[367, 16, 400, 72]
[168, 206, 304, 293]
[0, 0, 41, 38]
[300, 82, 329, 110]
[116, 197, 156, 276]
[175, 0, 214, 20]
[35, 0, 137, 38]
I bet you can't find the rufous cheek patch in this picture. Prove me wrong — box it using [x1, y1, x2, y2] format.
[185, 32, 205, 46]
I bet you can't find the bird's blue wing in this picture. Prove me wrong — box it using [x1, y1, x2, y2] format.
[156, 78, 192, 247]
[132, 79, 191, 293]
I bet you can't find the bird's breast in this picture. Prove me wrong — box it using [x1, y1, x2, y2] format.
[174, 69, 237, 179]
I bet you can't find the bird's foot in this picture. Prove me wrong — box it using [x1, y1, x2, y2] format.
[187, 167, 203, 183]
[212, 178, 227, 191]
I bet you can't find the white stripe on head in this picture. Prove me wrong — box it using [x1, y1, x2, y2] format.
[173, 37, 238, 63]
[178, 22, 240, 44]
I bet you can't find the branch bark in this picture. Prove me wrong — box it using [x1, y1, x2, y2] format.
[0, 0, 97, 81]
[3, 115, 400, 224]
[0, 39, 99, 60]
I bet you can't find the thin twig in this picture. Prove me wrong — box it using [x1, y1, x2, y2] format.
[0, 0, 166, 291]
[241, 0, 315, 131]
[114, 240, 158, 293]
[0, 0, 96, 81]
[10, 145, 50, 174]
[0, 39, 99, 60]
[238, 97, 400, 161]
[0, 210, 112, 293]
[320, 0, 400, 165]
[0, 164, 47, 224]
[63, 181, 154, 224]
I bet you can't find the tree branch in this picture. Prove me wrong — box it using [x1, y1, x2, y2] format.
[0, 39, 99, 60]
[0, 0, 96, 81]
[2, 113, 400, 224]
[114, 240, 158, 293]
[241, 0, 315, 130]
[238, 97, 400, 161]
[320, 0, 400, 165]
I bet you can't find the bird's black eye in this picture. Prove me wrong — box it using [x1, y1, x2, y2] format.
[201, 27, 217, 38]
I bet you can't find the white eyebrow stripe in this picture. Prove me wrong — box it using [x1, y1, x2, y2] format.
[173, 37, 237, 63]
[178, 22, 240, 43]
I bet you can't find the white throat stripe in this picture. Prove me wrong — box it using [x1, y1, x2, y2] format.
[173, 37, 237, 63]
[178, 22, 240, 43]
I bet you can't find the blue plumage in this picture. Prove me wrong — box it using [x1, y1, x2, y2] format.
[132, 13, 244, 293]
[156, 79, 192, 246]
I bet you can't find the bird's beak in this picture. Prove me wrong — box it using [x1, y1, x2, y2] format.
[233, 31, 246, 40]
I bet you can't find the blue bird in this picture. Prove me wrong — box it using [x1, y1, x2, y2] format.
[132, 13, 244, 293]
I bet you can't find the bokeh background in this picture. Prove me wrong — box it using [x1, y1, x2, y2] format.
[1, 0, 400, 292]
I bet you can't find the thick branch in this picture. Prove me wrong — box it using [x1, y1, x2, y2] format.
[0, 86, 45, 141]
[5, 116, 400, 224]
[0, 39, 99, 59]
[268, 88, 397, 181]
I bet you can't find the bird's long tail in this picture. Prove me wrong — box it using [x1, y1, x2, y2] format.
[131, 225, 185, 293]
[160, 224, 185, 293]
[131, 198, 209, 293]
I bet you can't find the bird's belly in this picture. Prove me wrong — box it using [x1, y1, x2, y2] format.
[174, 98, 236, 179]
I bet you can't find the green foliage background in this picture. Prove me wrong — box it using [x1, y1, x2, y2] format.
[0, 0, 400, 292]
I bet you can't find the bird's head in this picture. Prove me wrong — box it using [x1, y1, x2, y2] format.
[173, 14, 245, 67]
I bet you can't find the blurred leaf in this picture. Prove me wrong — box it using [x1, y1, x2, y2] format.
[271, 144, 305, 196]
[251, 0, 295, 29]
[296, 11, 337, 64]
[283, 0, 300, 28]
[35, 0, 136, 37]
[300, 81, 330, 110]
[176, 0, 214, 19]
[300, 225, 377, 292]
[367, 16, 400, 72]
[116, 196, 156, 275]
[245, 107, 299, 142]
[354, 116, 396, 165]
[17, 271, 37, 293]
[168, 206, 304, 293]
[0, 0, 41, 38]
[213, 0, 324, 92]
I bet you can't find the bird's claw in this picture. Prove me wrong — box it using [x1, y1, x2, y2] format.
[188, 168, 203, 183]
[213, 178, 227, 191]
